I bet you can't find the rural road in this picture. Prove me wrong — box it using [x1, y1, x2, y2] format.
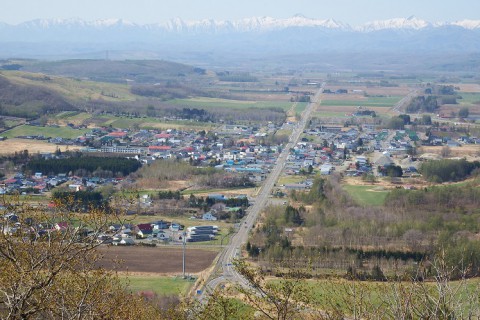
[391, 88, 419, 114]
[198, 84, 324, 300]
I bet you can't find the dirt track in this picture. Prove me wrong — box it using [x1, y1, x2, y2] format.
[97, 246, 218, 274]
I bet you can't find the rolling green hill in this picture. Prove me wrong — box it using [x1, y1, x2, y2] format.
[18, 59, 209, 84]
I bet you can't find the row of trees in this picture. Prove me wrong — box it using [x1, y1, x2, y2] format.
[198, 172, 255, 188]
[378, 165, 403, 177]
[27, 156, 142, 177]
[386, 182, 480, 211]
[52, 190, 109, 211]
[157, 190, 183, 200]
[420, 158, 480, 182]
[254, 172, 480, 282]
[406, 95, 439, 113]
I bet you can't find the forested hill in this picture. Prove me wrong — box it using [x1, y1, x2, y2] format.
[16, 59, 208, 84]
[0, 75, 75, 118]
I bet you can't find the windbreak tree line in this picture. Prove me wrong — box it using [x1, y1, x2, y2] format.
[420, 158, 480, 182]
[27, 156, 141, 176]
[52, 190, 109, 211]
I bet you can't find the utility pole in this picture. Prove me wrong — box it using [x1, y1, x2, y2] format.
[182, 232, 186, 279]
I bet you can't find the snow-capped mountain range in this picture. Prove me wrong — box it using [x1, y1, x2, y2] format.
[1, 15, 480, 61]
[2, 15, 480, 33]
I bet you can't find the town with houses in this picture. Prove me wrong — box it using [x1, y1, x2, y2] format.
[2, 112, 479, 198]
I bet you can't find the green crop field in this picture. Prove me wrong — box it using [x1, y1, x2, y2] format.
[124, 275, 194, 296]
[343, 185, 389, 207]
[321, 96, 402, 107]
[2, 125, 89, 139]
[94, 115, 213, 130]
[458, 92, 480, 105]
[275, 129, 292, 137]
[294, 102, 308, 114]
[55, 111, 81, 119]
[3, 119, 24, 127]
[169, 98, 293, 110]
[55, 111, 92, 122]
[277, 175, 306, 185]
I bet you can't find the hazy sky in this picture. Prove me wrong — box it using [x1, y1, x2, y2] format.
[3, 0, 480, 25]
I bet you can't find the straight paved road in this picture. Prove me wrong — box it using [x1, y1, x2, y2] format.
[197, 85, 324, 300]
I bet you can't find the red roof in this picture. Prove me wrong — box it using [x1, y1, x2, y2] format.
[108, 131, 127, 138]
[148, 146, 171, 151]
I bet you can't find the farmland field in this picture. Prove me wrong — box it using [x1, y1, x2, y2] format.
[124, 275, 194, 296]
[54, 111, 93, 125]
[324, 85, 412, 97]
[458, 92, 480, 107]
[97, 246, 218, 274]
[321, 96, 402, 108]
[312, 111, 350, 118]
[343, 184, 389, 206]
[419, 145, 480, 159]
[3, 119, 25, 127]
[95, 115, 214, 130]
[2, 124, 89, 139]
[294, 102, 308, 114]
[169, 97, 293, 110]
[453, 84, 480, 93]
[0, 138, 81, 155]
[277, 175, 307, 185]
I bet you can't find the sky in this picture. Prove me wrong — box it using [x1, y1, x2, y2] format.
[3, 0, 480, 25]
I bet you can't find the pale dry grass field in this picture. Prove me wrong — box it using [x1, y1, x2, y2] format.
[447, 83, 480, 93]
[0, 138, 81, 155]
[440, 104, 480, 114]
[419, 145, 480, 160]
[192, 187, 257, 198]
[316, 105, 390, 113]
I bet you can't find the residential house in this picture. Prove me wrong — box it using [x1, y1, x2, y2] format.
[202, 212, 217, 221]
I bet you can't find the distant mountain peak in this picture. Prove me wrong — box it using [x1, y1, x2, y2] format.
[358, 16, 431, 31]
[451, 19, 480, 30]
[1, 15, 480, 37]
[1, 15, 480, 59]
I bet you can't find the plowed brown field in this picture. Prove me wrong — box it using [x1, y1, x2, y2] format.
[97, 246, 218, 274]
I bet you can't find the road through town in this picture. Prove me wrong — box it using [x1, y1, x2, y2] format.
[198, 85, 324, 300]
